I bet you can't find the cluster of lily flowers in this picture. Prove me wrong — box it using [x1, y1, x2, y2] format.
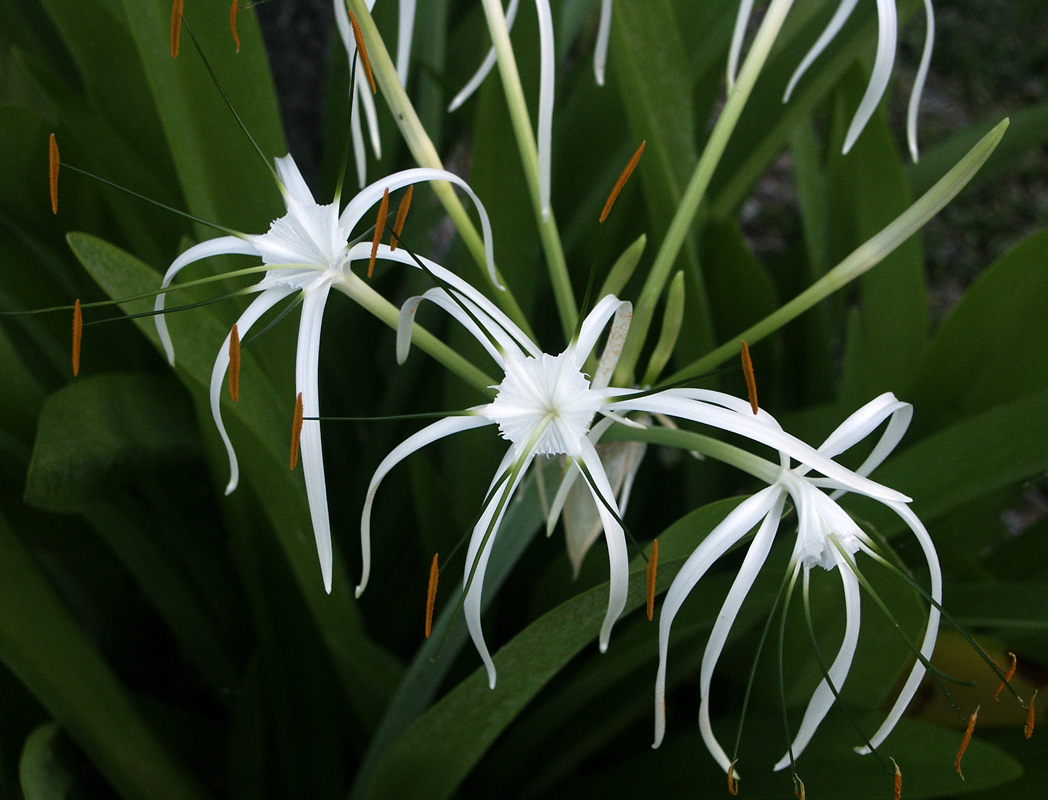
[47, 0, 1037, 793]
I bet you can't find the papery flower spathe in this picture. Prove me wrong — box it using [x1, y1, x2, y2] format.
[652, 393, 941, 776]
[357, 280, 909, 687]
[155, 154, 493, 593]
[730, 0, 935, 161]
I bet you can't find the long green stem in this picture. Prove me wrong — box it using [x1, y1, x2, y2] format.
[477, 0, 578, 339]
[337, 275, 496, 396]
[665, 118, 1009, 384]
[614, 0, 796, 385]
[343, 0, 534, 339]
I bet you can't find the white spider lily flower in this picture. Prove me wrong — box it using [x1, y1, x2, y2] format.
[333, 0, 417, 187]
[652, 393, 942, 776]
[359, 280, 909, 688]
[729, 0, 935, 161]
[154, 154, 494, 593]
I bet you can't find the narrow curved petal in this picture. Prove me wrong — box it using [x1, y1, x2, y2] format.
[534, 0, 555, 220]
[360, 242, 536, 358]
[359, 67, 383, 160]
[397, 288, 507, 367]
[463, 447, 533, 688]
[593, 0, 613, 86]
[395, 0, 416, 85]
[906, 0, 935, 163]
[842, 0, 898, 154]
[572, 296, 631, 370]
[156, 236, 259, 365]
[208, 285, 295, 495]
[856, 500, 942, 753]
[654, 487, 782, 749]
[357, 414, 492, 597]
[546, 417, 616, 535]
[815, 393, 910, 463]
[608, 393, 909, 504]
[726, 0, 755, 91]
[783, 0, 860, 102]
[447, 0, 522, 112]
[349, 87, 368, 189]
[577, 436, 630, 652]
[295, 277, 338, 592]
[339, 168, 498, 287]
[591, 301, 632, 389]
[773, 551, 862, 769]
[697, 491, 786, 771]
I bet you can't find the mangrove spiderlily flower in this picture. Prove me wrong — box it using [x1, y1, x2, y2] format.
[333, 0, 417, 186]
[652, 393, 942, 775]
[155, 154, 494, 593]
[359, 281, 908, 687]
[729, 0, 935, 161]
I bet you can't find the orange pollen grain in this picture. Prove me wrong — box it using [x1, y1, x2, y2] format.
[171, 0, 183, 59]
[741, 340, 758, 414]
[892, 758, 902, 800]
[727, 760, 739, 796]
[228, 324, 241, 402]
[955, 705, 979, 779]
[600, 140, 645, 223]
[390, 185, 413, 252]
[425, 553, 439, 639]
[230, 0, 241, 52]
[994, 652, 1017, 700]
[369, 187, 389, 278]
[646, 539, 659, 622]
[49, 133, 59, 214]
[71, 299, 82, 377]
[348, 11, 376, 94]
[290, 393, 304, 470]
[1026, 690, 1037, 739]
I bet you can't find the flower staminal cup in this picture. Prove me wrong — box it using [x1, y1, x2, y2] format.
[154, 154, 495, 593]
[651, 393, 942, 777]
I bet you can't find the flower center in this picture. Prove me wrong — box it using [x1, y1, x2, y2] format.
[486, 353, 603, 456]
[785, 477, 863, 571]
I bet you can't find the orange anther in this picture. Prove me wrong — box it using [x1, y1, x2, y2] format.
[48, 133, 59, 214]
[71, 299, 82, 377]
[290, 392, 303, 470]
[228, 324, 241, 401]
[171, 0, 183, 59]
[955, 705, 979, 779]
[891, 757, 902, 800]
[369, 187, 389, 278]
[994, 652, 1017, 700]
[1026, 690, 1037, 740]
[741, 340, 758, 415]
[348, 10, 376, 94]
[390, 185, 413, 252]
[646, 539, 658, 622]
[425, 553, 439, 638]
[230, 0, 241, 52]
[793, 775, 805, 800]
[727, 760, 739, 796]
[600, 140, 645, 223]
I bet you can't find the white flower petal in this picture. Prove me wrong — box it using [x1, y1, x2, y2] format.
[856, 500, 941, 753]
[295, 277, 339, 592]
[535, 0, 555, 220]
[357, 414, 491, 598]
[591, 301, 632, 390]
[397, 288, 507, 367]
[906, 0, 935, 163]
[208, 286, 295, 495]
[447, 0, 522, 112]
[654, 487, 782, 749]
[782, 0, 860, 103]
[349, 87, 368, 189]
[593, 0, 613, 86]
[572, 296, 631, 370]
[697, 491, 786, 771]
[156, 236, 259, 365]
[842, 0, 898, 155]
[463, 447, 533, 688]
[396, 0, 416, 85]
[727, 0, 755, 91]
[773, 553, 862, 769]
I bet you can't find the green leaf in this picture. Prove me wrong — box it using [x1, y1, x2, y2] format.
[906, 228, 1048, 435]
[0, 514, 210, 800]
[360, 498, 744, 800]
[66, 232, 402, 727]
[19, 723, 75, 800]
